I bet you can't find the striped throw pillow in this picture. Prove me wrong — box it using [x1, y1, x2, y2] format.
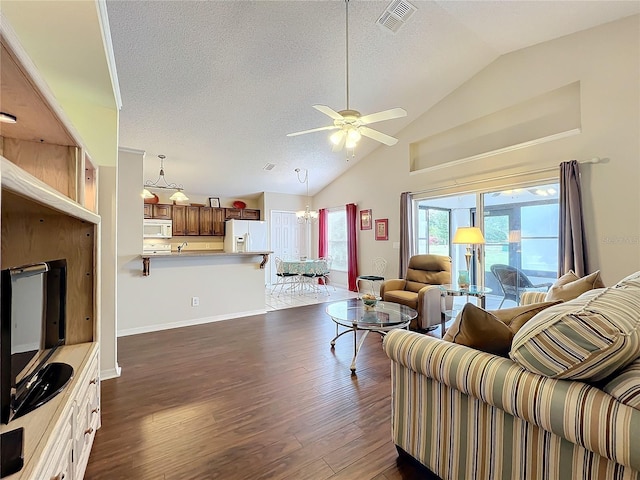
[510, 281, 640, 381]
[602, 357, 640, 409]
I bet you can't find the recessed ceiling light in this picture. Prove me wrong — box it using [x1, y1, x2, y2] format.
[0, 112, 17, 124]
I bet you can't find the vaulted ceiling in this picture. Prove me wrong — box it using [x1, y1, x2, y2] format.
[106, 1, 639, 198]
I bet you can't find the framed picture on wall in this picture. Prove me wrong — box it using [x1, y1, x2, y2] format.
[375, 219, 388, 241]
[209, 197, 220, 208]
[360, 209, 372, 230]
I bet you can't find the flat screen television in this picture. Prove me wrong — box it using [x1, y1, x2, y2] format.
[1, 259, 72, 424]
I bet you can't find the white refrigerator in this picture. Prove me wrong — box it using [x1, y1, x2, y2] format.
[224, 220, 268, 252]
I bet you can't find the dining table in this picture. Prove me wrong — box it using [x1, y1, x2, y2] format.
[280, 258, 328, 275]
[280, 259, 329, 295]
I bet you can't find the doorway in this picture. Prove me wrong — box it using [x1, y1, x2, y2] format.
[269, 211, 305, 285]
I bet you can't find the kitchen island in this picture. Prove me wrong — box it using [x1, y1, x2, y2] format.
[141, 250, 270, 276]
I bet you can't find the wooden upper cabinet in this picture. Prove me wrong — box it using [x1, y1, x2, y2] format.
[143, 204, 152, 218]
[186, 206, 200, 236]
[225, 208, 242, 220]
[212, 208, 225, 236]
[225, 208, 260, 221]
[153, 204, 172, 220]
[199, 207, 213, 235]
[241, 209, 260, 220]
[172, 205, 186, 235]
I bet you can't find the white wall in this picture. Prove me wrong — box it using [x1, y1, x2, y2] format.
[117, 148, 268, 338]
[314, 15, 640, 287]
[98, 165, 120, 379]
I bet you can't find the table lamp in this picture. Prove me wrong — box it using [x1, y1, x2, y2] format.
[452, 226, 485, 287]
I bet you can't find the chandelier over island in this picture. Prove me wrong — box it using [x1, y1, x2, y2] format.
[142, 154, 189, 202]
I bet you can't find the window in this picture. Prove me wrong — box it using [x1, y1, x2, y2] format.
[327, 208, 347, 271]
[416, 206, 450, 256]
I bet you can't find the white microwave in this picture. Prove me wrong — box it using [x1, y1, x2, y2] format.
[143, 219, 172, 238]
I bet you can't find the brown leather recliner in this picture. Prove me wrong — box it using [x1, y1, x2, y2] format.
[380, 254, 453, 331]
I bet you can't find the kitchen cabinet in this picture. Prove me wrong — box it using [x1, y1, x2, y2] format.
[199, 207, 213, 235]
[225, 208, 260, 221]
[197, 207, 225, 236]
[145, 205, 227, 236]
[174, 205, 200, 236]
[153, 204, 172, 220]
[212, 208, 225, 236]
[144, 203, 172, 220]
[186, 206, 200, 235]
[172, 205, 186, 235]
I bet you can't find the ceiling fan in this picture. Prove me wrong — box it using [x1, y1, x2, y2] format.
[287, 0, 407, 152]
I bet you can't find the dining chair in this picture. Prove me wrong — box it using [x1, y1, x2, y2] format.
[271, 257, 299, 297]
[356, 257, 387, 297]
[301, 257, 333, 296]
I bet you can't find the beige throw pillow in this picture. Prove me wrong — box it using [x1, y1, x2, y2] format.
[545, 270, 605, 302]
[443, 301, 562, 356]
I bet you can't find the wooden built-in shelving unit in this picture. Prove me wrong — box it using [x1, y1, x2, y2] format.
[0, 25, 101, 480]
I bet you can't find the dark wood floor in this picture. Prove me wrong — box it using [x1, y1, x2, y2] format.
[85, 300, 439, 480]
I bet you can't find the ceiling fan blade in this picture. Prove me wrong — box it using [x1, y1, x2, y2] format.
[360, 126, 399, 146]
[332, 131, 346, 152]
[287, 125, 339, 137]
[359, 108, 407, 125]
[313, 105, 344, 121]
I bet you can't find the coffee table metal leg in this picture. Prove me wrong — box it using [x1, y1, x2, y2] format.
[330, 326, 352, 346]
[351, 328, 369, 372]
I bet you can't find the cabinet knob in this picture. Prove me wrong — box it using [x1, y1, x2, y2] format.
[89, 378, 98, 385]
[54, 474, 65, 480]
[84, 427, 94, 435]
[91, 407, 100, 414]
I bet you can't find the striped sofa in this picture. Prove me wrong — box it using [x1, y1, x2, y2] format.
[382, 274, 640, 480]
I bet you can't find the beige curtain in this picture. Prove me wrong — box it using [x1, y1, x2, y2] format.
[559, 160, 588, 276]
[399, 192, 413, 277]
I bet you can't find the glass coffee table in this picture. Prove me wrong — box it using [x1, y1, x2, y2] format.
[326, 300, 417, 373]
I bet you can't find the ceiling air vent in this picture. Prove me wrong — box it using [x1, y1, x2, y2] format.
[263, 163, 276, 171]
[377, 0, 417, 34]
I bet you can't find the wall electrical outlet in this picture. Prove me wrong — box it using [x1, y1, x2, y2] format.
[191, 296, 200, 307]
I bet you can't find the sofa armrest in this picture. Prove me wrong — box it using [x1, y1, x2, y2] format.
[380, 279, 407, 297]
[520, 291, 547, 305]
[415, 285, 452, 329]
[383, 329, 640, 471]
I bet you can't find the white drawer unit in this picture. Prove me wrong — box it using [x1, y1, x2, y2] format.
[73, 353, 100, 480]
[1, 343, 100, 480]
[38, 409, 74, 480]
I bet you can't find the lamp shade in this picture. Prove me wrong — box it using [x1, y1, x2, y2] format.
[452, 227, 485, 245]
[169, 190, 189, 202]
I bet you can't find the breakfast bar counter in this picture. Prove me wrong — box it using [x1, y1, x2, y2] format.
[141, 251, 271, 276]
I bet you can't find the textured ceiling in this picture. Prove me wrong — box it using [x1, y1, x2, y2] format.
[106, 1, 639, 199]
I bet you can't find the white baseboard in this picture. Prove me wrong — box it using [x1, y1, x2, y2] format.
[101, 365, 122, 380]
[116, 309, 267, 337]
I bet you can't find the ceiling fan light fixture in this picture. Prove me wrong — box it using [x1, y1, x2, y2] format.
[285, 0, 406, 152]
[347, 127, 361, 143]
[330, 130, 346, 146]
[345, 137, 358, 150]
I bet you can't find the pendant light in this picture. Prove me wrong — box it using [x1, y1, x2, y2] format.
[295, 168, 318, 223]
[143, 154, 189, 201]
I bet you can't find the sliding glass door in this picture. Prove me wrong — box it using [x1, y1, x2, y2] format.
[413, 182, 559, 310]
[482, 184, 559, 307]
